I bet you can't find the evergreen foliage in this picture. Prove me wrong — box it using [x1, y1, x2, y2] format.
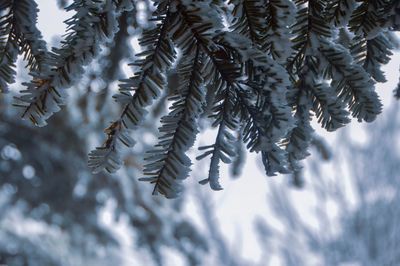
[0, 0, 399, 198]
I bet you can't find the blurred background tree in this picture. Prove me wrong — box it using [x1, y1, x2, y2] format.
[256, 101, 400, 265]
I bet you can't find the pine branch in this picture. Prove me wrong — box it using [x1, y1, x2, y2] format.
[230, 0, 266, 47]
[319, 38, 382, 122]
[1, 0, 397, 198]
[346, 0, 396, 88]
[351, 33, 394, 82]
[309, 81, 350, 131]
[284, 84, 313, 172]
[327, 0, 357, 26]
[141, 47, 205, 198]
[176, 2, 294, 177]
[289, 2, 381, 126]
[89, 3, 176, 174]
[13, 0, 48, 73]
[348, 0, 391, 39]
[228, 3, 299, 174]
[197, 86, 238, 190]
[386, 0, 400, 30]
[17, 0, 131, 126]
[0, 0, 18, 93]
[219, 20, 297, 175]
[95, 9, 134, 112]
[238, 88, 292, 175]
[263, 0, 296, 63]
[88, 120, 132, 173]
[221, 37, 294, 174]
[0, 0, 48, 93]
[288, 0, 331, 74]
[170, 2, 240, 189]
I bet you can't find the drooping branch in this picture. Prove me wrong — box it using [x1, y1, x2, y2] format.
[0, 0, 48, 93]
[16, 0, 133, 126]
[142, 47, 205, 198]
[89, 2, 176, 174]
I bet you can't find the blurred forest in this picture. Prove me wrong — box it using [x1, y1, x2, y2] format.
[1, 0, 400, 265]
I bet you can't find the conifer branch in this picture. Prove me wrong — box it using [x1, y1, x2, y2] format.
[171, 1, 240, 189]
[230, 0, 265, 47]
[17, 0, 132, 126]
[89, 2, 176, 174]
[176, 2, 294, 177]
[3, 0, 396, 198]
[263, 0, 296, 62]
[319, 38, 382, 122]
[0, 0, 18, 93]
[386, 0, 400, 30]
[197, 86, 238, 190]
[14, 0, 48, 73]
[141, 47, 205, 198]
[288, 0, 331, 73]
[309, 81, 350, 131]
[348, 0, 389, 39]
[351, 33, 394, 82]
[327, 0, 356, 26]
[284, 87, 314, 172]
[0, 0, 47, 93]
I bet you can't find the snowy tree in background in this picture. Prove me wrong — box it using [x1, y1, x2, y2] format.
[0, 1, 399, 198]
[0, 90, 213, 265]
[256, 103, 400, 265]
